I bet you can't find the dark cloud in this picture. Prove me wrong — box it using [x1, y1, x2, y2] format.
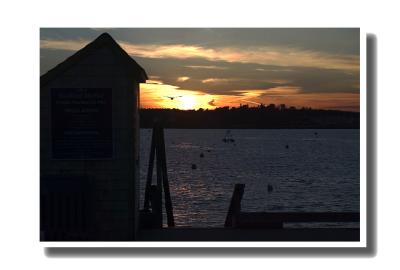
[41, 28, 100, 42]
[40, 48, 75, 75]
[41, 28, 360, 55]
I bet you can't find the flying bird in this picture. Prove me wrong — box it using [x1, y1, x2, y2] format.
[164, 96, 182, 100]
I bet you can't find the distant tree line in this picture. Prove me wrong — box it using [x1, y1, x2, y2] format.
[140, 104, 360, 129]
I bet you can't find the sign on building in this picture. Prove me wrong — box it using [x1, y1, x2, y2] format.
[51, 88, 113, 159]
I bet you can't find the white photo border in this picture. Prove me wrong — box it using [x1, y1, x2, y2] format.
[41, 29, 367, 248]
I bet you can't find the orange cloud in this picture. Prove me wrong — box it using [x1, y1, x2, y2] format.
[186, 65, 228, 70]
[209, 88, 359, 111]
[202, 78, 234, 84]
[177, 76, 190, 82]
[208, 99, 216, 106]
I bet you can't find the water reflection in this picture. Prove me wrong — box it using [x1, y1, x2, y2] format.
[140, 129, 360, 228]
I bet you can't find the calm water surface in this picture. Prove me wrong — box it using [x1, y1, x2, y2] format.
[140, 129, 360, 228]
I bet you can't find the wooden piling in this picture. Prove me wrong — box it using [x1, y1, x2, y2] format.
[155, 126, 163, 194]
[143, 127, 156, 210]
[158, 127, 175, 227]
[150, 185, 162, 228]
[224, 184, 245, 227]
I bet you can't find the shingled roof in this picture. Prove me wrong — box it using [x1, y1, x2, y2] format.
[40, 32, 148, 87]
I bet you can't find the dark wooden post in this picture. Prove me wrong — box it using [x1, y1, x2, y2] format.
[159, 127, 175, 227]
[143, 127, 156, 210]
[225, 184, 245, 227]
[150, 185, 162, 228]
[155, 126, 163, 194]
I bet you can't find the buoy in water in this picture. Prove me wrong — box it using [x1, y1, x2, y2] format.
[200, 153, 204, 158]
[191, 164, 197, 169]
[267, 184, 273, 192]
[285, 144, 289, 149]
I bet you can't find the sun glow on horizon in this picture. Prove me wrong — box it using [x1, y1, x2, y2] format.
[140, 80, 360, 112]
[179, 95, 196, 110]
[140, 81, 217, 110]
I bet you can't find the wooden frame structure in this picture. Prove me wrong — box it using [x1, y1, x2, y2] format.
[142, 124, 175, 228]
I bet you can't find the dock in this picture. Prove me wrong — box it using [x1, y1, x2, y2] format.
[138, 227, 360, 241]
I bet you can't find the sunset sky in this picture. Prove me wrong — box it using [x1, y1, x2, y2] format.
[40, 28, 360, 111]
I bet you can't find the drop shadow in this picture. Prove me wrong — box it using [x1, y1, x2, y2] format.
[44, 33, 377, 258]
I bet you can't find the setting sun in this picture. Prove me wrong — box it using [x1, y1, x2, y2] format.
[140, 80, 220, 110]
[179, 95, 196, 110]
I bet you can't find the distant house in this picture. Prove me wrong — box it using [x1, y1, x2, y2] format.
[40, 33, 147, 241]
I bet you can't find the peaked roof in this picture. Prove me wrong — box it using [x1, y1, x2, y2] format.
[41, 33, 148, 86]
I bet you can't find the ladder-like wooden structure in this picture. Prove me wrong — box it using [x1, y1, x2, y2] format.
[142, 124, 175, 228]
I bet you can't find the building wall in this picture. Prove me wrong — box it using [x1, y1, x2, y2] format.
[40, 48, 140, 240]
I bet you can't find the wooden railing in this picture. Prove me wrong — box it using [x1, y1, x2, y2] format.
[225, 184, 359, 229]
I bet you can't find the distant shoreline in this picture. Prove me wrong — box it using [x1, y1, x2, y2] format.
[140, 107, 360, 129]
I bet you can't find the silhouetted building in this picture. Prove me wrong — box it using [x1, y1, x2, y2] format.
[40, 33, 147, 240]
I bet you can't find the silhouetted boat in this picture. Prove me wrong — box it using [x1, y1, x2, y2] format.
[222, 130, 235, 143]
